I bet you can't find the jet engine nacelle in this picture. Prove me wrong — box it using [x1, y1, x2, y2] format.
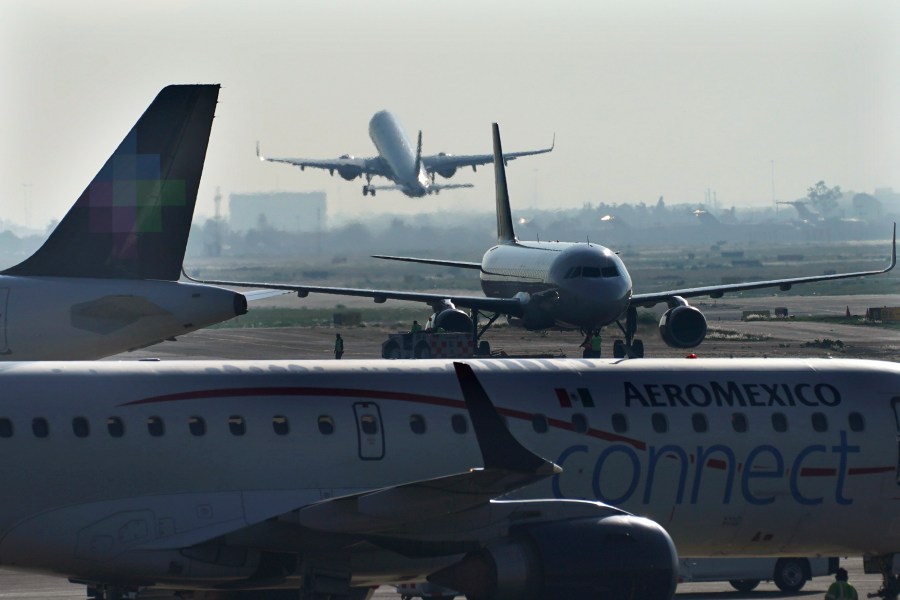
[428, 308, 473, 333]
[434, 155, 458, 179]
[659, 304, 708, 349]
[431, 514, 678, 600]
[337, 164, 363, 181]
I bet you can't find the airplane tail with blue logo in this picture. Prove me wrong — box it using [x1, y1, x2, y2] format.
[3, 84, 219, 281]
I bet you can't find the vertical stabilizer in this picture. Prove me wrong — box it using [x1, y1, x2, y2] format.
[492, 123, 516, 243]
[4, 84, 219, 280]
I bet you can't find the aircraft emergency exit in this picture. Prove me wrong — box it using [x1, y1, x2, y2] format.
[0, 85, 257, 360]
[0, 357, 897, 600]
[194, 124, 896, 358]
[256, 110, 554, 197]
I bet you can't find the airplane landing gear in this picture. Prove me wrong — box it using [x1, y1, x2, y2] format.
[868, 555, 900, 600]
[614, 305, 644, 358]
[362, 184, 376, 196]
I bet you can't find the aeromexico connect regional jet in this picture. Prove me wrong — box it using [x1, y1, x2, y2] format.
[256, 110, 554, 197]
[0, 358, 898, 600]
[0, 85, 267, 360]
[192, 123, 896, 358]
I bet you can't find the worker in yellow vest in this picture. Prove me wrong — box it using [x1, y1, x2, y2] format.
[825, 568, 858, 600]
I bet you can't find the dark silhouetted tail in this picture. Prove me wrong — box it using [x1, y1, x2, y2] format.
[492, 123, 517, 244]
[3, 84, 219, 280]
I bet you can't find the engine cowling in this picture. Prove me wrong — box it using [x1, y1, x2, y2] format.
[659, 304, 707, 348]
[337, 165, 363, 181]
[429, 308, 473, 333]
[430, 514, 677, 600]
[434, 155, 458, 179]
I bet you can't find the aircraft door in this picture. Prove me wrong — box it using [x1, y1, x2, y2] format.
[893, 397, 900, 485]
[353, 402, 385, 460]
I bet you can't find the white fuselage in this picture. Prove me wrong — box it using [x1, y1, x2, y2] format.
[0, 277, 244, 359]
[368, 110, 430, 197]
[0, 358, 896, 587]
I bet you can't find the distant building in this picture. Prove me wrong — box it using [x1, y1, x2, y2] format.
[229, 191, 326, 232]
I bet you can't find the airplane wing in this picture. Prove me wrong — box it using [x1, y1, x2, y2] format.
[296, 363, 560, 534]
[421, 134, 554, 173]
[371, 254, 482, 269]
[181, 268, 527, 316]
[631, 222, 896, 307]
[256, 142, 388, 178]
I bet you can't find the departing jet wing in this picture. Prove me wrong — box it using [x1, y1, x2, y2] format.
[182, 269, 527, 316]
[256, 142, 388, 178]
[632, 223, 896, 308]
[371, 254, 482, 269]
[421, 134, 554, 173]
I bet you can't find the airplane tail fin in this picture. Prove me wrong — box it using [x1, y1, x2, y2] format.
[492, 123, 517, 243]
[3, 84, 219, 281]
[414, 130, 424, 177]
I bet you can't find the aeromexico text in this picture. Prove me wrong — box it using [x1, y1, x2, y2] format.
[623, 381, 841, 408]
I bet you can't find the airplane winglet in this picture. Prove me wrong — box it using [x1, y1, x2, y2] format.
[453, 362, 559, 475]
[889, 222, 896, 271]
[256, 141, 264, 160]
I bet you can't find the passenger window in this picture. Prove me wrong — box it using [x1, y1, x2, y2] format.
[572, 413, 588, 434]
[360, 415, 378, 435]
[691, 413, 708, 433]
[771, 412, 788, 433]
[147, 416, 165, 437]
[318, 415, 335, 435]
[409, 414, 426, 435]
[189, 416, 206, 436]
[651, 413, 668, 434]
[272, 415, 290, 436]
[811, 412, 828, 432]
[0, 418, 12, 438]
[32, 417, 49, 438]
[731, 412, 748, 433]
[451, 414, 468, 434]
[72, 417, 90, 438]
[611, 413, 628, 433]
[532, 414, 548, 433]
[848, 412, 865, 432]
[229, 416, 246, 436]
[107, 417, 125, 438]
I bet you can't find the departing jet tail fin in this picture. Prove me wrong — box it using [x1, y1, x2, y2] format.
[492, 123, 517, 243]
[4, 84, 219, 281]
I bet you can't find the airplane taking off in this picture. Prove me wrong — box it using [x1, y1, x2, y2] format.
[0, 357, 897, 600]
[192, 123, 896, 358]
[256, 110, 554, 197]
[0, 85, 255, 360]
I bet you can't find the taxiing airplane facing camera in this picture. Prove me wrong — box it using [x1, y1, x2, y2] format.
[1, 85, 256, 360]
[256, 110, 553, 197]
[193, 124, 896, 359]
[0, 357, 897, 600]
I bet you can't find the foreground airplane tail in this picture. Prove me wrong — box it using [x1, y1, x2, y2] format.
[492, 123, 517, 243]
[3, 85, 219, 281]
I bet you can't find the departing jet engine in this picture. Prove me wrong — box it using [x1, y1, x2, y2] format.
[429, 514, 678, 600]
[434, 153, 458, 179]
[659, 303, 708, 349]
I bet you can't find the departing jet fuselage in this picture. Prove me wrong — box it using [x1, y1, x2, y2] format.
[480, 241, 632, 331]
[368, 110, 430, 197]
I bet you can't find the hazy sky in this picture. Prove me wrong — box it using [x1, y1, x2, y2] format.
[3, 0, 899, 229]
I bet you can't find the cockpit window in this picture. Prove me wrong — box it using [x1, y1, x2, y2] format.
[565, 265, 620, 279]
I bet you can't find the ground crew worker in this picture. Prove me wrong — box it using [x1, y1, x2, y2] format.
[590, 330, 602, 357]
[334, 333, 344, 360]
[825, 568, 858, 600]
[410, 320, 422, 333]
